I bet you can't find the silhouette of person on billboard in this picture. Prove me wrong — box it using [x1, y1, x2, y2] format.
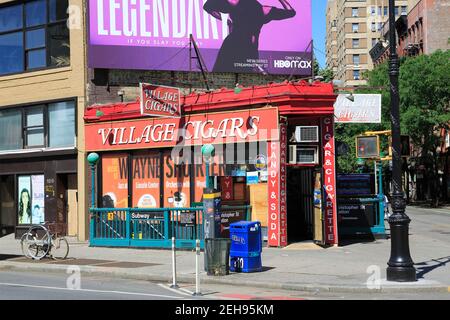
[203, 0, 296, 73]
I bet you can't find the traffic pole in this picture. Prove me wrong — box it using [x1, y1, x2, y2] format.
[170, 237, 178, 289]
[193, 239, 202, 296]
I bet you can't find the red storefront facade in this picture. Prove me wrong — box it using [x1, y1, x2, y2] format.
[84, 80, 338, 247]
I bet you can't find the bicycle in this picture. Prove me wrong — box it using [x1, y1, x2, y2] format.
[20, 223, 69, 260]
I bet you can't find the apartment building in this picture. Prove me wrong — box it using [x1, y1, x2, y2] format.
[0, 0, 89, 240]
[326, 0, 408, 87]
[370, 0, 450, 65]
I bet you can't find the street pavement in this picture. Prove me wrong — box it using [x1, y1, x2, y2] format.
[0, 206, 449, 298]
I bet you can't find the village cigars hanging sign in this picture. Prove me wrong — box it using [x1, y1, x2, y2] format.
[322, 116, 338, 245]
[85, 107, 279, 151]
[140, 83, 181, 118]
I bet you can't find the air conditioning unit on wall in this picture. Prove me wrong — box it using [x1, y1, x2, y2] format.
[294, 126, 319, 143]
[289, 145, 319, 164]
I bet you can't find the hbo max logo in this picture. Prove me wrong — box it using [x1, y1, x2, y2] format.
[274, 60, 312, 69]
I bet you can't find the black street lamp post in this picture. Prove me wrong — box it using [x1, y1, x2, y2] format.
[386, 0, 416, 282]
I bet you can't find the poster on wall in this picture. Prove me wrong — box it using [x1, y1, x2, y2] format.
[31, 175, 45, 224]
[88, 0, 312, 75]
[164, 151, 191, 208]
[132, 151, 161, 208]
[18, 176, 32, 225]
[102, 153, 129, 208]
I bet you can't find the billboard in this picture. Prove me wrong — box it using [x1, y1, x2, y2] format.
[88, 0, 312, 75]
[334, 94, 382, 123]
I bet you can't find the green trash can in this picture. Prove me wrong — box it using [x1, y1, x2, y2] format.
[204, 238, 231, 276]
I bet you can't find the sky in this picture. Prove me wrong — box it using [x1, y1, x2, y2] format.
[312, 0, 328, 69]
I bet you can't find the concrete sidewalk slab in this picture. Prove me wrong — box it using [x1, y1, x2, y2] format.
[1, 207, 449, 295]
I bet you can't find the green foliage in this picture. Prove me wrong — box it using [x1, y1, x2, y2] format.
[335, 50, 450, 173]
[318, 68, 334, 82]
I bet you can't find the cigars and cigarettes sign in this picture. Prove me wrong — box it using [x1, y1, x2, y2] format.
[140, 83, 181, 118]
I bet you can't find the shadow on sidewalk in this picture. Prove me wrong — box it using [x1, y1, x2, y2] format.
[415, 256, 450, 279]
[0, 254, 22, 261]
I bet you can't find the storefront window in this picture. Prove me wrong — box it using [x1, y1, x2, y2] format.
[17, 174, 45, 225]
[48, 101, 75, 147]
[101, 154, 129, 208]
[0, 109, 22, 151]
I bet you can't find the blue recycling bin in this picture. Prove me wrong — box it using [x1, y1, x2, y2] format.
[229, 221, 262, 272]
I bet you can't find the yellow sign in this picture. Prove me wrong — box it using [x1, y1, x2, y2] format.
[108, 212, 114, 221]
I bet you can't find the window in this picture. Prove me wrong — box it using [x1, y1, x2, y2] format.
[352, 23, 359, 33]
[0, 109, 22, 151]
[48, 101, 75, 147]
[378, 6, 382, 16]
[24, 106, 45, 147]
[352, 39, 360, 48]
[353, 54, 360, 65]
[0, 0, 70, 76]
[371, 22, 376, 32]
[372, 38, 378, 47]
[371, 6, 376, 16]
[353, 70, 360, 80]
[352, 8, 358, 17]
[0, 100, 75, 152]
[395, 6, 399, 16]
[384, 7, 388, 16]
[378, 22, 383, 31]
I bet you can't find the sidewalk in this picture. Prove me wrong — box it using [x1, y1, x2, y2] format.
[1, 206, 449, 294]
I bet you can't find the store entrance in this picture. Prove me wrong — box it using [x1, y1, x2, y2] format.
[287, 167, 315, 242]
[0, 175, 15, 237]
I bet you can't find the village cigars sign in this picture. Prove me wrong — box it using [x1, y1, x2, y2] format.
[140, 83, 181, 117]
[88, 0, 312, 75]
[85, 107, 279, 151]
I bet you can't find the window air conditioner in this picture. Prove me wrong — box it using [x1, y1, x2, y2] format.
[289, 145, 319, 164]
[295, 126, 319, 142]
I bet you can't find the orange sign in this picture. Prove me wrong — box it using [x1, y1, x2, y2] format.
[132, 151, 160, 208]
[101, 153, 129, 208]
[163, 151, 190, 208]
[85, 108, 279, 151]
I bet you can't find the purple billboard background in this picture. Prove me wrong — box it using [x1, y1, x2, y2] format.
[88, 0, 312, 75]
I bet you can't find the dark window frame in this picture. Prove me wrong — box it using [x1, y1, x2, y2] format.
[0, 98, 77, 151]
[0, 0, 69, 77]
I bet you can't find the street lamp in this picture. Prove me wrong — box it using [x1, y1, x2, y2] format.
[386, 0, 416, 282]
[201, 144, 215, 189]
[87, 153, 100, 208]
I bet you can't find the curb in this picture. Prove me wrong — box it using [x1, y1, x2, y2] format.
[0, 261, 448, 294]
